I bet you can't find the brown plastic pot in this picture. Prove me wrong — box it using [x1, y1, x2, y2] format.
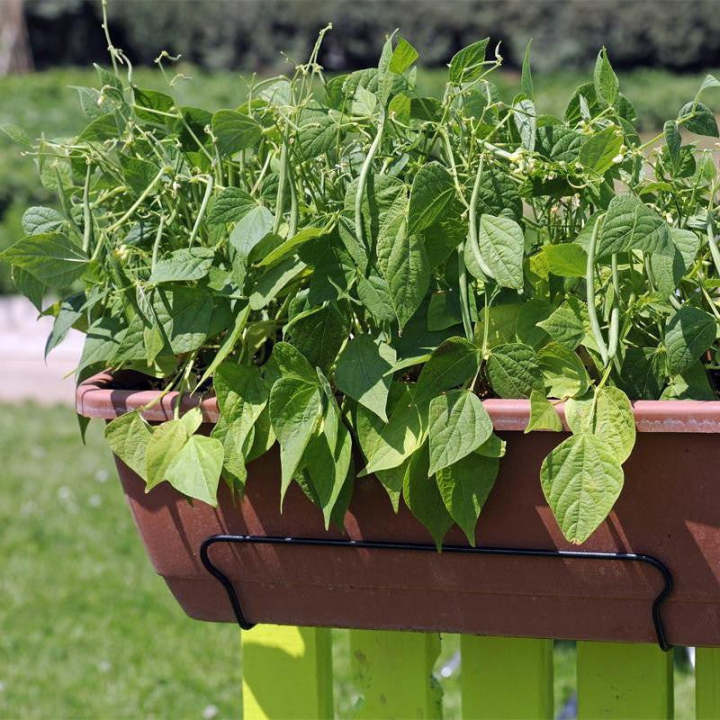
[77, 371, 720, 646]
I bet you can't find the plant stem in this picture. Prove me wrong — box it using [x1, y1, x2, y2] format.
[108, 166, 167, 233]
[82, 164, 93, 254]
[273, 139, 288, 235]
[355, 107, 385, 247]
[586, 213, 609, 366]
[188, 175, 213, 247]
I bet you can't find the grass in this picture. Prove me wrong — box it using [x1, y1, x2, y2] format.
[0, 403, 697, 718]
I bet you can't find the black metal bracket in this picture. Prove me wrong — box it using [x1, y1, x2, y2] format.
[199, 534, 674, 651]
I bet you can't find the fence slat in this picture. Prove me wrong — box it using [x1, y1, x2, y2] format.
[349, 629, 442, 719]
[460, 636, 553, 719]
[577, 642, 672, 719]
[242, 625, 333, 720]
[696, 647, 720, 719]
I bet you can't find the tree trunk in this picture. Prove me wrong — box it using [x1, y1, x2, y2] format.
[0, 0, 33, 76]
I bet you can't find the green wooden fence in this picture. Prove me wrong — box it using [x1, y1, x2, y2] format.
[240, 626, 720, 719]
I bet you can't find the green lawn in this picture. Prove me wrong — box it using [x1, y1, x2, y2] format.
[0, 404, 696, 718]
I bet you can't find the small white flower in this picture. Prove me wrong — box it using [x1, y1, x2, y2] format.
[508, 149, 524, 164]
[203, 705, 219, 719]
[612, 154, 624, 164]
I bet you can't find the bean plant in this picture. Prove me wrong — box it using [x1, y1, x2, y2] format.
[3, 24, 720, 546]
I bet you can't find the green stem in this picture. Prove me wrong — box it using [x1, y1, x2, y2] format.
[151, 215, 166, 273]
[586, 213, 609, 366]
[355, 108, 386, 246]
[706, 221, 720, 278]
[188, 175, 214, 247]
[82, 165, 93, 254]
[107, 166, 167, 233]
[273, 139, 288, 235]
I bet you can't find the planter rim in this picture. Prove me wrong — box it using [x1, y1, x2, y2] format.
[77, 370, 720, 433]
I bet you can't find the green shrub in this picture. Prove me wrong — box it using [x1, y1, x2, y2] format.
[3, 31, 720, 546]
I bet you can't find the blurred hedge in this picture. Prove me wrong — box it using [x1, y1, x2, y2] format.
[24, 0, 720, 73]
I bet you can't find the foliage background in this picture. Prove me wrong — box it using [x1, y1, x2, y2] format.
[24, 0, 720, 73]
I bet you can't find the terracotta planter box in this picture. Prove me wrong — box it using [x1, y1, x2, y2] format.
[78, 372, 720, 647]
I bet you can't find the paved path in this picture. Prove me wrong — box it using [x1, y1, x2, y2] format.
[0, 295, 83, 405]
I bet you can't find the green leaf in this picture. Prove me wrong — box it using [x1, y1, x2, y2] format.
[427, 390, 493, 475]
[579, 126, 623, 174]
[662, 363, 716, 401]
[335, 335, 396, 422]
[619, 347, 664, 400]
[270, 341, 318, 383]
[649, 247, 685, 296]
[475, 433, 507, 458]
[537, 299, 585, 349]
[521, 40, 534, 100]
[197, 303, 250, 387]
[77, 111, 123, 142]
[165, 435, 224, 506]
[664, 120, 681, 168]
[104, 411, 151, 479]
[665, 307, 717, 375]
[283, 303, 349, 373]
[376, 206, 430, 329]
[679, 101, 719, 137]
[145, 420, 188, 491]
[389, 36, 418, 74]
[269, 377, 323, 502]
[436, 453, 498, 545]
[229, 205, 275, 259]
[593, 48, 619, 106]
[298, 111, 339, 158]
[45, 293, 84, 358]
[302, 377, 353, 528]
[541, 244, 587, 278]
[526, 390, 563, 432]
[211, 110, 263, 155]
[149, 247, 214, 284]
[408, 162, 455, 234]
[514, 98, 536, 152]
[220, 421, 250, 490]
[415, 337, 480, 404]
[402, 445, 453, 550]
[670, 227, 701, 268]
[565, 387, 636, 464]
[538, 343, 590, 398]
[151, 286, 215, 354]
[540, 433, 624, 544]
[206, 187, 258, 226]
[214, 362, 267, 446]
[536, 125, 583, 163]
[1, 233, 88, 287]
[12, 267, 45, 311]
[180, 407, 204, 435]
[248, 258, 306, 310]
[449, 39, 490, 84]
[1, 122, 32, 147]
[256, 227, 328, 267]
[362, 384, 426, 475]
[351, 85, 377, 116]
[354, 400, 402, 511]
[486, 343, 543, 398]
[597, 195, 671, 258]
[22, 206, 65, 236]
[475, 214, 525, 290]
